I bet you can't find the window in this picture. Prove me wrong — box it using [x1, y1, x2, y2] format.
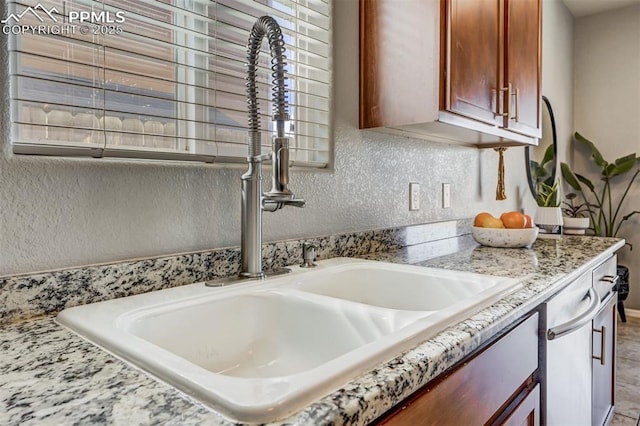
[7, 0, 331, 168]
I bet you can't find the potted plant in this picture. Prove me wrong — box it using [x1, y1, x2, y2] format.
[529, 143, 556, 190]
[561, 132, 639, 244]
[562, 193, 590, 235]
[534, 179, 563, 234]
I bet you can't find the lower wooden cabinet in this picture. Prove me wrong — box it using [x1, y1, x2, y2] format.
[375, 313, 539, 425]
[501, 384, 540, 426]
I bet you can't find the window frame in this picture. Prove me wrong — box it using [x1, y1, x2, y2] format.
[7, 0, 333, 169]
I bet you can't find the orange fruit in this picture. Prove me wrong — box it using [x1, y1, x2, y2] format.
[524, 214, 534, 228]
[474, 212, 493, 227]
[500, 211, 527, 229]
[475, 212, 505, 228]
[482, 217, 506, 228]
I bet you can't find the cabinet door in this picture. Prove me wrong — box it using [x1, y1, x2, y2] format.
[445, 0, 504, 126]
[501, 384, 540, 426]
[592, 293, 617, 426]
[359, 0, 440, 128]
[378, 314, 538, 425]
[504, 0, 541, 137]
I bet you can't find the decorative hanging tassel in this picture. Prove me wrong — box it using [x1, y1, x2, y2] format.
[494, 147, 507, 200]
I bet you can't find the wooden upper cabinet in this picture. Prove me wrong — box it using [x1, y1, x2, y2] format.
[359, 0, 440, 129]
[504, 0, 542, 137]
[443, 0, 542, 138]
[445, 0, 503, 127]
[359, 0, 542, 147]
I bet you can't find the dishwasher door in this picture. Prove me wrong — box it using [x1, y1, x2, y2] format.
[543, 271, 600, 426]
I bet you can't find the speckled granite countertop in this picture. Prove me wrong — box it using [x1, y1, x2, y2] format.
[1, 236, 624, 425]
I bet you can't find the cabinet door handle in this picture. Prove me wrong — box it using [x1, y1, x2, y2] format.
[495, 85, 510, 117]
[511, 87, 520, 122]
[600, 275, 619, 284]
[547, 288, 600, 340]
[593, 325, 606, 365]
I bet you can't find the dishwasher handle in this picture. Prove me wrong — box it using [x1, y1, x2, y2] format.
[547, 288, 601, 340]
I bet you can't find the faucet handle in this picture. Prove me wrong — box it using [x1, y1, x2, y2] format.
[301, 242, 318, 268]
[284, 198, 306, 208]
[262, 197, 305, 212]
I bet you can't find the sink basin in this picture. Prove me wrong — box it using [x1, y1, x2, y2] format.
[290, 262, 507, 311]
[57, 258, 520, 423]
[125, 290, 416, 379]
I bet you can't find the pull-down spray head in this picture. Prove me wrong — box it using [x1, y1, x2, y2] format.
[245, 16, 299, 201]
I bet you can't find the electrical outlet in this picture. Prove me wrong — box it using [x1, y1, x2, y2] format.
[442, 183, 451, 208]
[409, 182, 420, 211]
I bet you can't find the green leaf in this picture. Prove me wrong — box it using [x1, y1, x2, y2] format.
[604, 163, 616, 178]
[576, 173, 595, 192]
[537, 180, 560, 207]
[540, 144, 555, 168]
[531, 162, 546, 180]
[615, 153, 636, 165]
[575, 132, 608, 169]
[561, 162, 581, 191]
[610, 154, 638, 177]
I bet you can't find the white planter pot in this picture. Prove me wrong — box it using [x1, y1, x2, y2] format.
[563, 216, 590, 235]
[535, 207, 563, 234]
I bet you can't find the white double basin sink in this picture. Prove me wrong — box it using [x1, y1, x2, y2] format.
[57, 258, 520, 423]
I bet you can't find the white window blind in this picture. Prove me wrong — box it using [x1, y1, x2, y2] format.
[8, 0, 331, 167]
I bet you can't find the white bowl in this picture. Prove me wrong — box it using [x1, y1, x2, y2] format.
[472, 226, 538, 248]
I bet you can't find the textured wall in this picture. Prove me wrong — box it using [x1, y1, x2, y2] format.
[574, 5, 640, 309]
[541, 0, 575, 166]
[0, 0, 570, 276]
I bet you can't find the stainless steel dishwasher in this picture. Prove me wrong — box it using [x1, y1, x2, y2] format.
[541, 270, 602, 425]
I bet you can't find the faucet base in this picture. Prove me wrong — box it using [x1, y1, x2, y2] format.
[239, 271, 266, 279]
[205, 267, 292, 288]
[238, 267, 292, 280]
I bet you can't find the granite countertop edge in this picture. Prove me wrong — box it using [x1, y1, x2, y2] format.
[0, 237, 625, 426]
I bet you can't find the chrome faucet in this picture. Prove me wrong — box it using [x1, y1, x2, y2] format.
[241, 16, 305, 279]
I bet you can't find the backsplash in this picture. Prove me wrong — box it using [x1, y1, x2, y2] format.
[0, 219, 472, 325]
[0, 0, 531, 278]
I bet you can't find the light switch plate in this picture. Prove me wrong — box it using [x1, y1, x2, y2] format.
[409, 182, 420, 211]
[442, 183, 451, 208]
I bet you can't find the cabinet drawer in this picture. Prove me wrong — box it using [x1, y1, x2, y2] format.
[593, 256, 617, 300]
[379, 313, 539, 425]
